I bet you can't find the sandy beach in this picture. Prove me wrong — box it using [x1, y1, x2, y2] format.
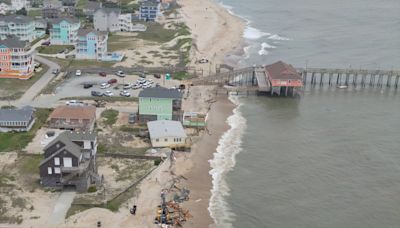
[178, 0, 246, 73]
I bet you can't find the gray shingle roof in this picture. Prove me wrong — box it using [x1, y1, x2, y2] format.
[147, 120, 186, 139]
[77, 28, 107, 37]
[0, 15, 32, 23]
[0, 36, 28, 48]
[84, 1, 101, 10]
[139, 87, 182, 99]
[40, 131, 96, 166]
[0, 106, 34, 122]
[96, 7, 121, 15]
[50, 17, 80, 24]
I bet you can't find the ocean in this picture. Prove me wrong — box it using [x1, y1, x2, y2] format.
[208, 0, 400, 227]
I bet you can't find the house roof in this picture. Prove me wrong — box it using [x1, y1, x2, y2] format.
[49, 105, 96, 120]
[0, 15, 32, 23]
[77, 28, 107, 37]
[147, 120, 186, 139]
[95, 7, 121, 15]
[139, 87, 182, 99]
[265, 61, 302, 80]
[43, 0, 62, 8]
[50, 17, 80, 24]
[141, 0, 159, 7]
[0, 36, 28, 48]
[40, 131, 95, 166]
[0, 106, 34, 122]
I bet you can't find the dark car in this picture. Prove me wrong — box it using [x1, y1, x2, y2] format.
[179, 84, 186, 90]
[99, 72, 107, 77]
[83, 83, 93, 89]
[108, 78, 117, 84]
[41, 41, 50, 46]
[154, 74, 161, 79]
[91, 91, 103, 97]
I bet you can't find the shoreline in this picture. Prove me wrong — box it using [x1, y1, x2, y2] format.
[178, 0, 246, 72]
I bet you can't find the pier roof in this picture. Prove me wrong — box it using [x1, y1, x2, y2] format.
[265, 61, 302, 80]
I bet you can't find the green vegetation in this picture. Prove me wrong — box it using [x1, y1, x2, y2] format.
[97, 143, 149, 155]
[119, 125, 147, 134]
[37, 45, 74, 55]
[27, 9, 42, 17]
[46, 58, 115, 71]
[0, 108, 52, 152]
[101, 109, 119, 126]
[173, 71, 189, 80]
[136, 24, 177, 43]
[76, 0, 88, 9]
[31, 34, 49, 46]
[105, 185, 137, 212]
[154, 158, 162, 166]
[16, 155, 42, 191]
[87, 186, 97, 193]
[0, 64, 49, 101]
[108, 34, 136, 52]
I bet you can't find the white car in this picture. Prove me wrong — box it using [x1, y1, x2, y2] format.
[120, 90, 131, 97]
[100, 83, 111, 89]
[75, 70, 82, 76]
[116, 70, 125, 77]
[66, 100, 84, 106]
[104, 90, 113, 97]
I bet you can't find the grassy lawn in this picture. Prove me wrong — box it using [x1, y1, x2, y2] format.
[45, 58, 115, 71]
[108, 34, 137, 52]
[0, 64, 49, 101]
[172, 71, 189, 80]
[31, 34, 49, 46]
[28, 9, 42, 17]
[16, 155, 42, 190]
[101, 109, 119, 126]
[38, 45, 74, 55]
[76, 0, 88, 9]
[0, 108, 52, 152]
[136, 23, 178, 43]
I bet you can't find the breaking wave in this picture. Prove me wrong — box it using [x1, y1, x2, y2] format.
[268, 34, 292, 41]
[258, 42, 276, 55]
[208, 95, 246, 227]
[244, 26, 270, 40]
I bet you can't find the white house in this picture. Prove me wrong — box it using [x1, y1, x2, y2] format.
[0, 2, 11, 15]
[11, 0, 29, 11]
[93, 8, 121, 32]
[147, 120, 187, 148]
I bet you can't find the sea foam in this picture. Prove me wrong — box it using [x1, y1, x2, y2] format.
[244, 26, 270, 40]
[258, 42, 276, 55]
[268, 34, 292, 41]
[208, 95, 246, 227]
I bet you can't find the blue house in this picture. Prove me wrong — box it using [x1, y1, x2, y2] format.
[75, 29, 108, 60]
[50, 17, 81, 45]
[139, 0, 160, 22]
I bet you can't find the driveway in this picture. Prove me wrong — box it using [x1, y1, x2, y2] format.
[49, 190, 76, 225]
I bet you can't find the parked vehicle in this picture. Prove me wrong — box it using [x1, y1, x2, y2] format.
[34, 62, 41, 68]
[154, 74, 161, 79]
[198, 58, 209, 63]
[91, 91, 103, 96]
[120, 90, 131, 97]
[52, 68, 59, 74]
[100, 83, 111, 89]
[123, 84, 132, 89]
[99, 72, 107, 77]
[108, 78, 117, 84]
[132, 84, 141, 89]
[41, 41, 50, 46]
[128, 113, 136, 124]
[179, 84, 186, 90]
[83, 83, 93, 89]
[116, 70, 125, 77]
[139, 73, 146, 78]
[104, 91, 113, 97]
[75, 70, 82, 76]
[66, 100, 84, 106]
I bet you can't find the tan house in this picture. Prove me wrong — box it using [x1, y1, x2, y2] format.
[49, 106, 96, 131]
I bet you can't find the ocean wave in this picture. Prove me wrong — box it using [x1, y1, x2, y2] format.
[244, 26, 270, 40]
[243, 45, 251, 59]
[258, 49, 269, 56]
[268, 34, 292, 41]
[208, 95, 247, 227]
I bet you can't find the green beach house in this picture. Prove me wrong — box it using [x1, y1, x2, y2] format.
[138, 87, 183, 122]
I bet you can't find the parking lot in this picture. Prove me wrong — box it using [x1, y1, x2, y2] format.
[32, 72, 182, 107]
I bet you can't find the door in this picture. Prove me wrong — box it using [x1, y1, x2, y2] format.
[63, 157, 72, 167]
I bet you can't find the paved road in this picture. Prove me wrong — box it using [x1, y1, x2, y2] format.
[48, 190, 76, 225]
[0, 55, 60, 107]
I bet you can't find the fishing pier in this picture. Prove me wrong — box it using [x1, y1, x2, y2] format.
[191, 61, 400, 96]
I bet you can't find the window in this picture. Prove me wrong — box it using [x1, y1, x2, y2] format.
[54, 167, 61, 174]
[54, 157, 60, 166]
[47, 167, 52, 174]
[63, 157, 72, 167]
[156, 139, 159, 142]
[164, 138, 168, 142]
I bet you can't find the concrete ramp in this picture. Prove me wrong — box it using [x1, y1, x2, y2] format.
[49, 190, 76, 225]
[255, 70, 270, 92]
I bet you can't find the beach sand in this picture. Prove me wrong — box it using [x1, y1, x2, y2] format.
[178, 0, 246, 74]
